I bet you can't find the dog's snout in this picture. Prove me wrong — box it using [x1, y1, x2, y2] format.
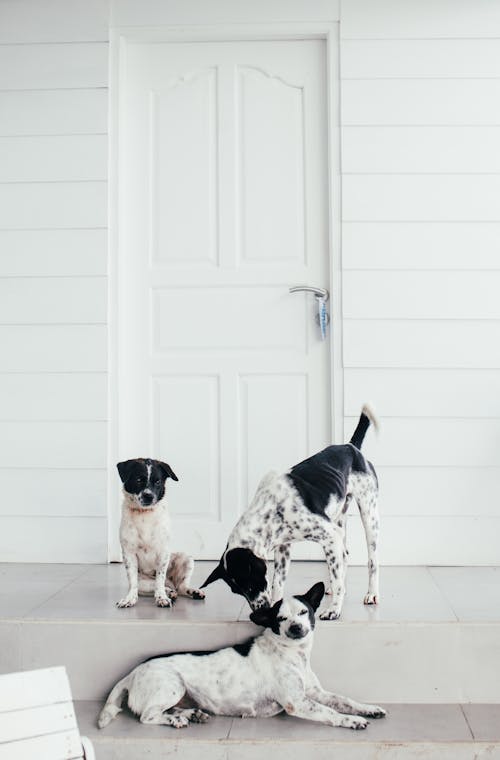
[287, 623, 304, 639]
[140, 491, 154, 505]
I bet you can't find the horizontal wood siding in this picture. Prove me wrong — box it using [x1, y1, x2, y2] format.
[0, 0, 108, 561]
[341, 0, 500, 564]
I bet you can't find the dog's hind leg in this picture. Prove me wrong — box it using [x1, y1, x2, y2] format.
[271, 543, 291, 603]
[139, 673, 208, 728]
[168, 552, 205, 601]
[353, 474, 380, 605]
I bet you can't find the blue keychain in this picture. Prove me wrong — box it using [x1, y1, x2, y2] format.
[318, 296, 329, 340]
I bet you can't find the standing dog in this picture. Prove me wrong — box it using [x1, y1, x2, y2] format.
[98, 582, 386, 730]
[116, 458, 205, 608]
[201, 405, 379, 620]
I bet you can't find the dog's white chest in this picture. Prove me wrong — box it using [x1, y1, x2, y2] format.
[120, 501, 170, 565]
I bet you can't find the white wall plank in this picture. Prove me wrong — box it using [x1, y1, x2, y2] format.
[0, 516, 106, 562]
[344, 320, 500, 368]
[344, 368, 500, 418]
[341, 80, 500, 126]
[0, 89, 107, 136]
[0, 43, 108, 90]
[0, 182, 107, 229]
[341, 0, 500, 39]
[346, 516, 500, 565]
[0, 469, 106, 516]
[375, 466, 500, 518]
[0, 326, 106, 372]
[0, 229, 107, 276]
[343, 175, 500, 221]
[345, 417, 500, 467]
[0, 421, 106, 468]
[0, 374, 106, 420]
[0, 136, 107, 182]
[111, 0, 339, 26]
[342, 126, 500, 174]
[343, 271, 500, 319]
[0, 277, 106, 324]
[342, 222, 500, 270]
[345, 416, 500, 467]
[342, 39, 500, 79]
[0, 0, 108, 43]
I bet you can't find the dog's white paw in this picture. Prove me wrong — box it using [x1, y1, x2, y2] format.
[170, 714, 189, 728]
[188, 709, 210, 723]
[319, 608, 342, 621]
[341, 715, 368, 730]
[363, 592, 379, 605]
[116, 595, 138, 608]
[155, 595, 173, 608]
[166, 588, 178, 601]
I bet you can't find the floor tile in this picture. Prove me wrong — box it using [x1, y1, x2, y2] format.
[229, 704, 472, 743]
[462, 703, 500, 741]
[429, 567, 500, 621]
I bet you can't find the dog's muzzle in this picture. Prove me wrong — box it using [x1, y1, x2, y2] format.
[286, 623, 306, 640]
[249, 592, 271, 611]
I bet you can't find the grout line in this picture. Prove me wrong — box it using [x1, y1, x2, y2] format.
[460, 704, 476, 740]
[22, 565, 90, 618]
[426, 568, 459, 623]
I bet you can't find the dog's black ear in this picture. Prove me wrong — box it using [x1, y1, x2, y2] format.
[158, 461, 179, 482]
[301, 581, 325, 612]
[117, 460, 137, 484]
[250, 599, 281, 628]
[200, 560, 225, 589]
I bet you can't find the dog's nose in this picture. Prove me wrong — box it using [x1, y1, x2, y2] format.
[141, 492, 154, 505]
[287, 623, 303, 638]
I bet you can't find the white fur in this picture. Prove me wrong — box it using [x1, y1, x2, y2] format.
[117, 492, 204, 608]
[99, 592, 386, 730]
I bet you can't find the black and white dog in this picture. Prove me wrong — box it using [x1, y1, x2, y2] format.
[98, 582, 385, 730]
[116, 458, 204, 608]
[201, 406, 379, 620]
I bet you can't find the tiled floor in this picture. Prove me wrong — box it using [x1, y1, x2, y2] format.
[1, 562, 500, 623]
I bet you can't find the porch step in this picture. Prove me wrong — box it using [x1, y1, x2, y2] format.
[1, 563, 500, 703]
[75, 701, 500, 760]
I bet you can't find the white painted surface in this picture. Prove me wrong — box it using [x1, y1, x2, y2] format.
[0, 667, 86, 760]
[0, 0, 108, 562]
[117, 36, 332, 557]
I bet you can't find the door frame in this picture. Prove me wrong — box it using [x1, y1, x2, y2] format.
[107, 21, 343, 561]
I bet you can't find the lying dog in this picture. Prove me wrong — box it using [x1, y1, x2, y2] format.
[98, 581, 385, 730]
[201, 405, 379, 620]
[116, 458, 205, 608]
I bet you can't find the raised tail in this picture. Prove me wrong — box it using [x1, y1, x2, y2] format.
[97, 674, 130, 728]
[349, 403, 379, 450]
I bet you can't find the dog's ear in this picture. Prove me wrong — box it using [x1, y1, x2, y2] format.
[300, 581, 325, 612]
[117, 459, 137, 484]
[200, 559, 225, 589]
[157, 461, 179, 482]
[250, 599, 281, 628]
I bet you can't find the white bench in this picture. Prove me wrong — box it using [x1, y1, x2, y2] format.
[0, 666, 95, 760]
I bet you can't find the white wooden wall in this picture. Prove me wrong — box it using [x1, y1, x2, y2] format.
[341, 0, 500, 564]
[0, 0, 109, 561]
[1, 0, 500, 563]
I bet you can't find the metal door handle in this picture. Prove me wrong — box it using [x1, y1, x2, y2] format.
[289, 285, 329, 301]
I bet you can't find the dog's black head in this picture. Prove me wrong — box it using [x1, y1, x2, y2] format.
[200, 547, 269, 609]
[117, 458, 178, 509]
[249, 582, 324, 641]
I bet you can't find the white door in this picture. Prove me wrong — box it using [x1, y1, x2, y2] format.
[117, 38, 332, 558]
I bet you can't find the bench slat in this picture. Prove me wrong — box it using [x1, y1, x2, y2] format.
[0, 701, 77, 744]
[0, 730, 83, 760]
[0, 667, 71, 713]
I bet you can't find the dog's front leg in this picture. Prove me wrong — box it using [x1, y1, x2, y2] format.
[271, 543, 291, 603]
[317, 527, 346, 620]
[117, 551, 139, 608]
[284, 695, 368, 730]
[154, 553, 173, 607]
[305, 670, 386, 719]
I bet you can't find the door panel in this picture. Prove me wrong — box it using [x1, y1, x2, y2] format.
[119, 39, 331, 557]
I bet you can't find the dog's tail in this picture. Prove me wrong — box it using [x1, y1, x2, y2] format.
[98, 674, 130, 728]
[349, 403, 379, 450]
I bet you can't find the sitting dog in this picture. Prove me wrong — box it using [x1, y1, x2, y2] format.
[116, 458, 205, 608]
[201, 405, 379, 620]
[98, 582, 385, 730]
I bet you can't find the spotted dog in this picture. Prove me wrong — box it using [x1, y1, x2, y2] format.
[98, 582, 386, 730]
[201, 405, 379, 620]
[116, 458, 205, 608]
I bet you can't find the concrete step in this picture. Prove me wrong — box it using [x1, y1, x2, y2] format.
[1, 563, 500, 703]
[76, 701, 500, 760]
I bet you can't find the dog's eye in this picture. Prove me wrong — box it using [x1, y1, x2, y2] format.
[277, 616, 286, 623]
[299, 609, 308, 616]
[155, 480, 161, 486]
